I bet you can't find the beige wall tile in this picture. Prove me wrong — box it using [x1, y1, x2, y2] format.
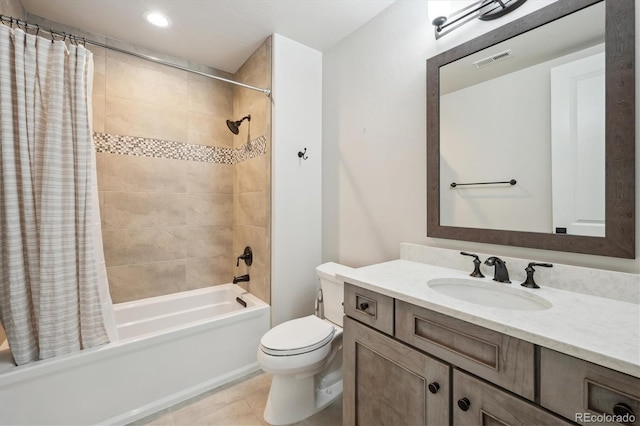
[98, 190, 105, 224]
[187, 162, 233, 194]
[187, 110, 233, 148]
[235, 154, 269, 193]
[92, 94, 105, 133]
[185, 225, 232, 258]
[99, 154, 187, 193]
[106, 51, 188, 108]
[188, 73, 233, 116]
[234, 37, 271, 89]
[246, 263, 268, 304]
[95, 152, 108, 190]
[90, 46, 106, 97]
[232, 37, 272, 304]
[102, 227, 188, 267]
[232, 92, 270, 145]
[234, 192, 267, 228]
[105, 96, 188, 142]
[234, 225, 266, 270]
[89, 35, 268, 303]
[107, 261, 186, 303]
[0, 0, 25, 20]
[186, 193, 233, 226]
[186, 256, 234, 289]
[103, 192, 187, 229]
[234, 225, 269, 303]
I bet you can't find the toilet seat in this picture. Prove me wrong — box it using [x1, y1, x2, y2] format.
[260, 315, 335, 356]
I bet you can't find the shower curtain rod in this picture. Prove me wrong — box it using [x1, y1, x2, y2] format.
[0, 14, 272, 97]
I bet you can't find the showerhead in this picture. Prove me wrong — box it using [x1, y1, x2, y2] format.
[226, 115, 251, 135]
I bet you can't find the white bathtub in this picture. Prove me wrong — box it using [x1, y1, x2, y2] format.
[0, 284, 270, 425]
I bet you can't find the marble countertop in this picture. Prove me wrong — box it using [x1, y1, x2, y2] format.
[337, 259, 640, 378]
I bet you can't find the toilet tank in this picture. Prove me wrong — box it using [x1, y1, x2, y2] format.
[316, 262, 354, 327]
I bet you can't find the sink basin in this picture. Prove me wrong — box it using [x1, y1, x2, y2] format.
[427, 278, 552, 311]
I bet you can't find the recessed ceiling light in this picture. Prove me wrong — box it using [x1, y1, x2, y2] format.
[144, 11, 170, 28]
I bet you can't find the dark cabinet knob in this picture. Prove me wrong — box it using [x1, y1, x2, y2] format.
[359, 302, 369, 311]
[457, 398, 471, 411]
[428, 382, 440, 394]
[613, 402, 635, 417]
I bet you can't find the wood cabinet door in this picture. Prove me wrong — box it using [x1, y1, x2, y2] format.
[343, 316, 450, 426]
[453, 369, 573, 426]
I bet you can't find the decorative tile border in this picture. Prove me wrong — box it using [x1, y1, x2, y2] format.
[93, 132, 267, 165]
[235, 134, 268, 163]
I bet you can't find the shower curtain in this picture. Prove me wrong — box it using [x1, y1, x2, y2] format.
[0, 25, 117, 365]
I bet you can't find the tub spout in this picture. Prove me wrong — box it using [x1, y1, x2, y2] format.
[233, 274, 250, 284]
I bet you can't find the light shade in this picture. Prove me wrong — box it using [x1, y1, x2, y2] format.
[144, 11, 170, 28]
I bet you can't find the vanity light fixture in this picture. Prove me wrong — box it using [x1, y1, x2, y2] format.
[431, 0, 527, 40]
[144, 11, 170, 28]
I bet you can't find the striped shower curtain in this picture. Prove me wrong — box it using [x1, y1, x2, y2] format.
[0, 25, 117, 365]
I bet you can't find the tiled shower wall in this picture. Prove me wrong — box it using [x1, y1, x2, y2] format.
[232, 38, 272, 304]
[0, 0, 24, 20]
[92, 41, 271, 303]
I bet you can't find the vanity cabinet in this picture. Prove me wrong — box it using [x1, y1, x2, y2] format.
[344, 283, 394, 335]
[343, 316, 450, 426]
[344, 284, 638, 426]
[540, 348, 640, 425]
[453, 369, 571, 426]
[396, 299, 535, 400]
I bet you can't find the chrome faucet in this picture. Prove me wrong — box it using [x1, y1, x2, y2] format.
[484, 257, 511, 283]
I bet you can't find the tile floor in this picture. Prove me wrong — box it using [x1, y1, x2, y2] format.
[130, 371, 343, 426]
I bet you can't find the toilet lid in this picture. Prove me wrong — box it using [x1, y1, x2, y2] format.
[260, 315, 335, 355]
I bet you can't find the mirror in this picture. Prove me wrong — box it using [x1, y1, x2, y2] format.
[427, 0, 635, 258]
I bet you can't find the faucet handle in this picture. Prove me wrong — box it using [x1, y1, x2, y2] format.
[236, 246, 253, 267]
[521, 262, 553, 289]
[460, 252, 485, 278]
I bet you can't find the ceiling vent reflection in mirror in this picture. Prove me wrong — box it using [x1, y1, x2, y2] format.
[473, 49, 513, 69]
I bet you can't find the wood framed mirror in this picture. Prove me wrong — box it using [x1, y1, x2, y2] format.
[427, 0, 635, 258]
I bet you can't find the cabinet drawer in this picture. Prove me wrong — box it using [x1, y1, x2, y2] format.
[395, 300, 535, 400]
[540, 348, 640, 425]
[344, 283, 394, 335]
[453, 369, 572, 426]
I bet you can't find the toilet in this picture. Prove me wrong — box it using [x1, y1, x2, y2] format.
[257, 262, 351, 425]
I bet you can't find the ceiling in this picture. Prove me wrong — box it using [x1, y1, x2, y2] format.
[20, 0, 395, 74]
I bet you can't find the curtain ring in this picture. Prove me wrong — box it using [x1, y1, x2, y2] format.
[35, 25, 40, 37]
[50, 29, 55, 43]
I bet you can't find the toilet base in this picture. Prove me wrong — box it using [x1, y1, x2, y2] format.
[263, 375, 343, 425]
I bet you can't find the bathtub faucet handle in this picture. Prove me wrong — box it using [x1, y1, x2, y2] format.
[236, 246, 253, 267]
